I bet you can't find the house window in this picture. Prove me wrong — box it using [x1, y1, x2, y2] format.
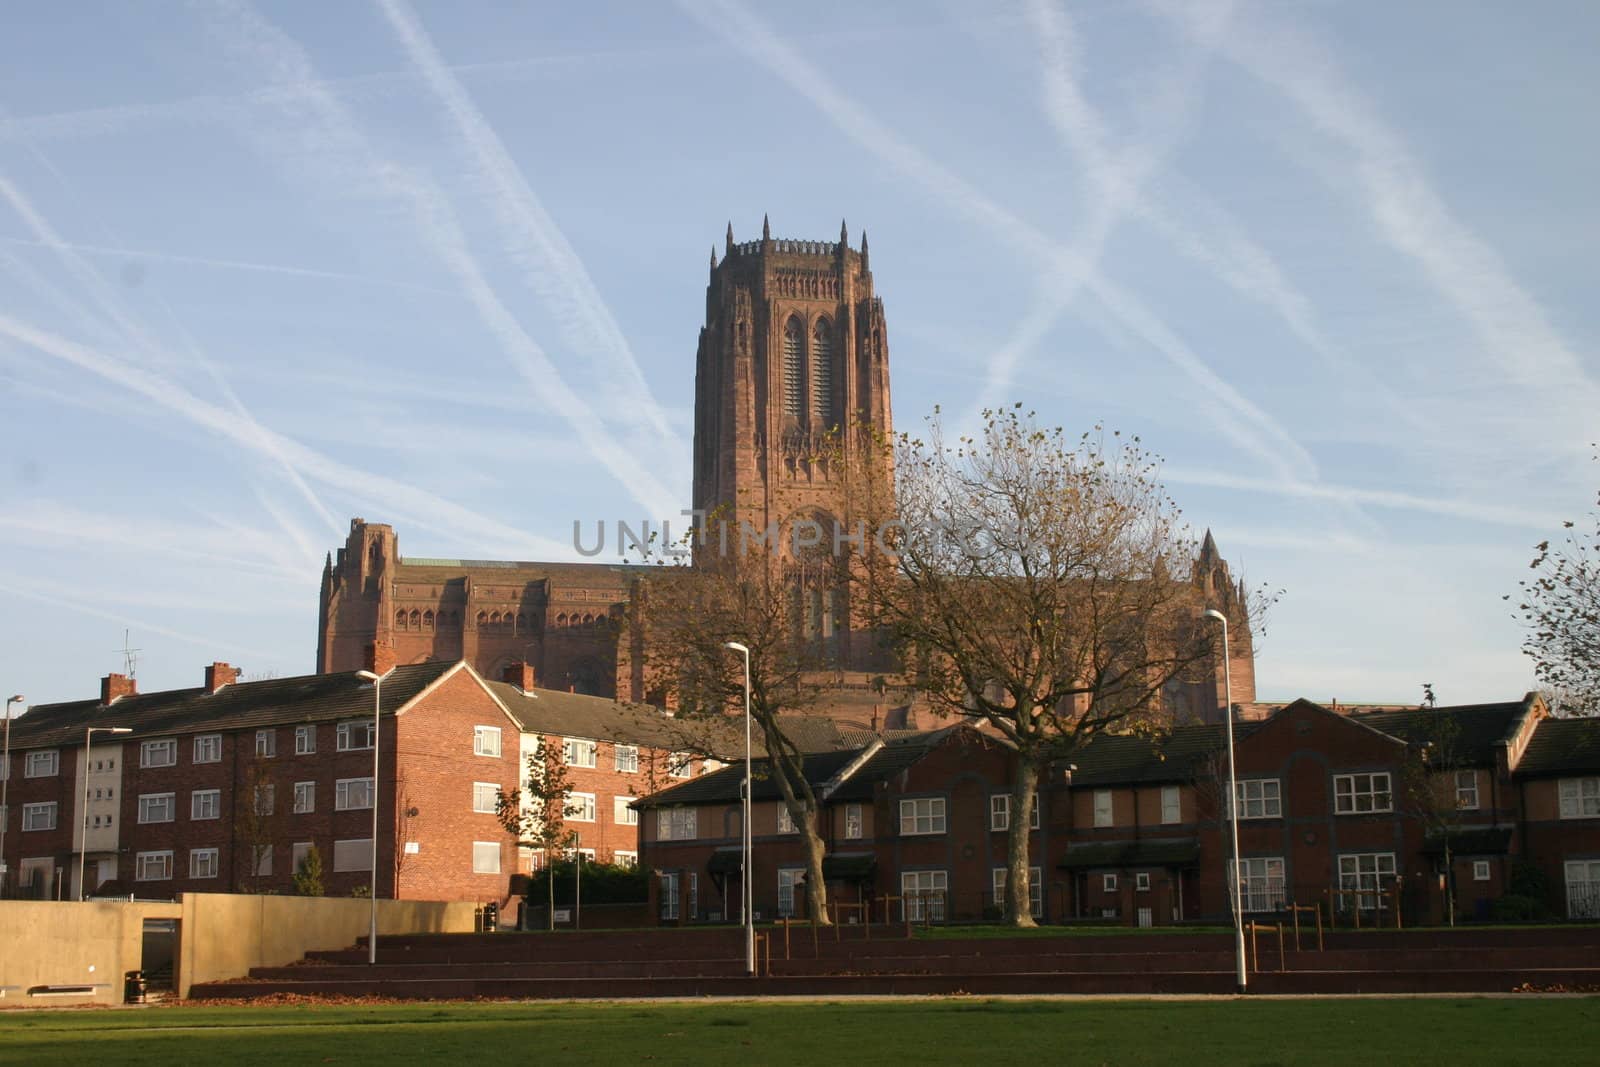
[778, 867, 806, 918]
[1472, 860, 1491, 882]
[1565, 859, 1600, 919]
[141, 739, 177, 768]
[1232, 779, 1282, 819]
[335, 777, 374, 810]
[1334, 773, 1393, 814]
[473, 726, 502, 757]
[1230, 857, 1286, 912]
[22, 802, 56, 831]
[1337, 852, 1397, 910]
[293, 781, 315, 814]
[901, 870, 948, 922]
[295, 725, 317, 755]
[988, 794, 1041, 832]
[332, 838, 374, 873]
[778, 806, 798, 834]
[1160, 785, 1181, 824]
[899, 797, 947, 836]
[252, 845, 273, 877]
[191, 789, 221, 820]
[614, 796, 639, 826]
[844, 803, 863, 839]
[1454, 770, 1480, 810]
[1102, 873, 1118, 893]
[472, 782, 500, 814]
[136, 851, 173, 881]
[614, 850, 638, 868]
[138, 793, 176, 824]
[255, 730, 276, 758]
[990, 867, 1043, 918]
[291, 841, 313, 873]
[668, 751, 693, 778]
[1558, 777, 1600, 819]
[656, 807, 697, 841]
[337, 721, 375, 752]
[25, 750, 58, 778]
[472, 842, 501, 875]
[193, 734, 222, 764]
[660, 872, 680, 920]
[614, 744, 640, 774]
[563, 738, 598, 768]
[254, 784, 275, 816]
[1093, 790, 1113, 828]
[566, 792, 597, 822]
[190, 848, 220, 879]
[1135, 871, 1152, 892]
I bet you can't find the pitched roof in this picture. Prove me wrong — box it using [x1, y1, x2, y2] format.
[634, 747, 864, 809]
[5, 661, 459, 749]
[1347, 701, 1529, 765]
[484, 681, 740, 755]
[1066, 724, 1229, 788]
[825, 728, 971, 801]
[1515, 716, 1600, 777]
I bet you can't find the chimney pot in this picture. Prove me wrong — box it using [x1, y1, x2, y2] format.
[364, 642, 397, 676]
[204, 661, 240, 694]
[101, 673, 137, 705]
[502, 662, 537, 692]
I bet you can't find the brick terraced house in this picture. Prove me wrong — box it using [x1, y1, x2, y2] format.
[0, 651, 706, 904]
[636, 694, 1600, 926]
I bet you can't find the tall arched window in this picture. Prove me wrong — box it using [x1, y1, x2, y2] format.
[782, 316, 806, 423]
[811, 319, 834, 429]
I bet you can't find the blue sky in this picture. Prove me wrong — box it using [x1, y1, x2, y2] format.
[0, 1, 1594, 709]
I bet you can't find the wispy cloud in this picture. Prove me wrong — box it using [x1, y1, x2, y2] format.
[375, 0, 686, 485]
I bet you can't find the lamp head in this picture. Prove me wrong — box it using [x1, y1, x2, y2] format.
[724, 641, 749, 654]
[1203, 609, 1227, 625]
[355, 670, 380, 682]
[6, 695, 22, 705]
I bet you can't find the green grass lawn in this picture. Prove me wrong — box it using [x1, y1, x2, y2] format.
[1, 998, 1595, 1065]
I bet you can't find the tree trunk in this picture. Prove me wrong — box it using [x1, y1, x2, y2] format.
[801, 819, 831, 926]
[1006, 757, 1042, 928]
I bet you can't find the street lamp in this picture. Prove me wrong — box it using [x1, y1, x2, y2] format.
[80, 726, 132, 900]
[723, 641, 755, 978]
[2, 695, 24, 897]
[355, 668, 391, 965]
[1204, 608, 1247, 995]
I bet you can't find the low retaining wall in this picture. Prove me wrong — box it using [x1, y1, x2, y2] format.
[0, 893, 477, 1006]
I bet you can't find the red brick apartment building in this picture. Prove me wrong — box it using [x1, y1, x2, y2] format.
[0, 654, 704, 903]
[637, 696, 1600, 926]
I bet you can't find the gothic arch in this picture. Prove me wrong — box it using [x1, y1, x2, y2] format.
[782, 315, 806, 425]
[811, 316, 834, 429]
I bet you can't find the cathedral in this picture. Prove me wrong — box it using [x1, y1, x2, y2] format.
[316, 220, 1254, 725]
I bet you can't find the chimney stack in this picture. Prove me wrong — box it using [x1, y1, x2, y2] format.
[502, 662, 537, 693]
[364, 642, 397, 677]
[101, 673, 137, 705]
[204, 661, 240, 694]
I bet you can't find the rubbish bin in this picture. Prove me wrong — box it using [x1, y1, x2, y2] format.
[483, 901, 499, 932]
[124, 970, 147, 1004]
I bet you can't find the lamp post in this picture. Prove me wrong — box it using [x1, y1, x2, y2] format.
[355, 668, 390, 965]
[1204, 608, 1247, 994]
[2, 695, 24, 897]
[80, 725, 132, 900]
[723, 641, 755, 978]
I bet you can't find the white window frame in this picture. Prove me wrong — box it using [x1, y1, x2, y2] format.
[1472, 859, 1491, 882]
[1455, 769, 1480, 810]
[1230, 856, 1286, 912]
[988, 794, 1041, 832]
[1558, 777, 1600, 819]
[778, 867, 806, 918]
[1334, 772, 1393, 815]
[565, 792, 597, 823]
[293, 781, 315, 814]
[1337, 852, 1397, 911]
[337, 720, 375, 752]
[472, 782, 500, 814]
[22, 801, 56, 831]
[138, 739, 175, 769]
[990, 866, 1044, 918]
[614, 850, 638, 868]
[138, 792, 176, 824]
[614, 796, 639, 826]
[1102, 873, 1118, 893]
[335, 777, 375, 811]
[1565, 859, 1600, 919]
[136, 850, 174, 881]
[614, 744, 640, 774]
[656, 807, 697, 841]
[190, 789, 221, 821]
[295, 724, 317, 755]
[660, 872, 680, 920]
[252, 844, 273, 877]
[193, 734, 222, 764]
[668, 751, 693, 779]
[472, 841, 502, 875]
[190, 848, 220, 879]
[844, 803, 863, 839]
[1093, 790, 1113, 828]
[1232, 778, 1283, 820]
[1135, 871, 1152, 892]
[473, 726, 502, 758]
[898, 797, 946, 836]
[563, 737, 598, 768]
[778, 806, 798, 834]
[901, 870, 948, 922]
[25, 750, 59, 778]
[255, 729, 276, 758]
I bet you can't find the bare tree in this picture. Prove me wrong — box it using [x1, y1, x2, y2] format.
[496, 735, 573, 930]
[1510, 466, 1600, 717]
[852, 406, 1263, 927]
[1401, 709, 1475, 926]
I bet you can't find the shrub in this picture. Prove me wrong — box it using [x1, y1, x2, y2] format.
[1489, 894, 1546, 922]
[292, 846, 325, 897]
[525, 861, 647, 907]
